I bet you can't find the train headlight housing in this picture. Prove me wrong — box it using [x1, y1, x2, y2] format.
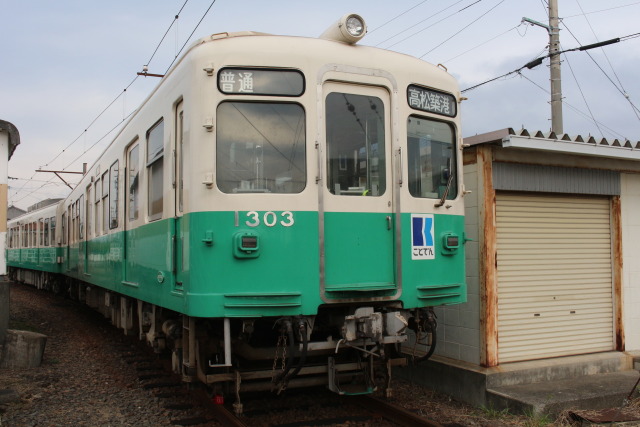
[345, 15, 365, 37]
[320, 13, 367, 44]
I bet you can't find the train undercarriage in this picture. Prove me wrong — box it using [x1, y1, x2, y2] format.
[10, 268, 438, 414]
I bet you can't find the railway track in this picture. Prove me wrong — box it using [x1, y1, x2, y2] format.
[205, 387, 446, 427]
[3, 282, 455, 427]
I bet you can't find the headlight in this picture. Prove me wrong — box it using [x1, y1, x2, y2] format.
[320, 13, 367, 44]
[345, 15, 365, 37]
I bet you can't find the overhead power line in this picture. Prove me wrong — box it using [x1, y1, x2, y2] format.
[367, 0, 430, 35]
[419, 0, 506, 59]
[461, 31, 639, 93]
[562, 1, 640, 19]
[164, 0, 217, 74]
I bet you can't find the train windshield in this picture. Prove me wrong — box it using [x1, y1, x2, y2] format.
[325, 93, 386, 196]
[216, 102, 306, 194]
[407, 116, 457, 200]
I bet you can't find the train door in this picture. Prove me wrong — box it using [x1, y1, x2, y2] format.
[173, 101, 185, 290]
[321, 83, 396, 297]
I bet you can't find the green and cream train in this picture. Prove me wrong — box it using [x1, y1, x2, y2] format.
[7, 14, 466, 403]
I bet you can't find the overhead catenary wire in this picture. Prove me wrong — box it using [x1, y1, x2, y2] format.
[164, 0, 217, 74]
[419, 0, 506, 59]
[367, 0, 430, 35]
[373, 1, 466, 48]
[441, 25, 521, 64]
[40, 2, 194, 171]
[15, 0, 219, 208]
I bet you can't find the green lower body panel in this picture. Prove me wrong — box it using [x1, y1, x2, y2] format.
[7, 210, 466, 318]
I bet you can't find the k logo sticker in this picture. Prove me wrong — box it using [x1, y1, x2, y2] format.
[411, 214, 435, 260]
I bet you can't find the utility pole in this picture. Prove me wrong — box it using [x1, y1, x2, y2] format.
[549, 0, 563, 134]
[523, 0, 563, 134]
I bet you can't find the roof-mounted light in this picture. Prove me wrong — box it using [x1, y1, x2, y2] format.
[320, 13, 367, 45]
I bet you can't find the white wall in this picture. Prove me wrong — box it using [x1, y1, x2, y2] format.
[621, 173, 640, 350]
[433, 162, 481, 365]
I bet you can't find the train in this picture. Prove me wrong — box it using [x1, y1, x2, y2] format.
[7, 13, 466, 412]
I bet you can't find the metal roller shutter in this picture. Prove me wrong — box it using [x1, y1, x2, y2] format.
[496, 193, 614, 363]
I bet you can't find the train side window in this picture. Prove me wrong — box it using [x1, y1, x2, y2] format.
[62, 213, 67, 245]
[128, 144, 140, 221]
[79, 195, 85, 239]
[31, 222, 36, 247]
[216, 102, 306, 194]
[72, 202, 77, 243]
[94, 180, 100, 236]
[38, 218, 43, 247]
[326, 93, 386, 196]
[407, 116, 457, 200]
[102, 172, 109, 234]
[44, 218, 49, 246]
[86, 186, 92, 238]
[50, 216, 56, 246]
[109, 161, 119, 229]
[147, 119, 164, 220]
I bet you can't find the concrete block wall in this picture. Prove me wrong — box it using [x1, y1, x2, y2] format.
[433, 162, 481, 364]
[621, 173, 640, 351]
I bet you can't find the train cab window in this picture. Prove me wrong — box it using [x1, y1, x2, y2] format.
[407, 116, 457, 200]
[147, 119, 164, 220]
[109, 161, 119, 229]
[216, 102, 306, 194]
[326, 93, 386, 196]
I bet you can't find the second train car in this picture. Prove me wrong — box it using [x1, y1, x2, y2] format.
[7, 13, 467, 408]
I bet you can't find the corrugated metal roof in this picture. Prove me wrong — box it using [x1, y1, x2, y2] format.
[465, 127, 638, 149]
[464, 128, 640, 160]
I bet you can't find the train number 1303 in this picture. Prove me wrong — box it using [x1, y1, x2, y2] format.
[242, 211, 295, 227]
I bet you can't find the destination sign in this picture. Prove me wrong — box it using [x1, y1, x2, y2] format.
[218, 68, 304, 96]
[407, 85, 457, 117]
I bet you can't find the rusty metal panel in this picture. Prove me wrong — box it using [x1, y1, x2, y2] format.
[493, 163, 620, 196]
[496, 193, 614, 363]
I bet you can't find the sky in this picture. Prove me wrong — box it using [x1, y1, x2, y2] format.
[1, 0, 639, 210]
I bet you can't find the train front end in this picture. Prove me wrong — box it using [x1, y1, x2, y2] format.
[174, 14, 467, 401]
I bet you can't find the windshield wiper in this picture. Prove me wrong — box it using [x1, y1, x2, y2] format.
[435, 170, 454, 208]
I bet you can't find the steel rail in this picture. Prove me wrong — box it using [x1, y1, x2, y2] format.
[353, 395, 446, 427]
